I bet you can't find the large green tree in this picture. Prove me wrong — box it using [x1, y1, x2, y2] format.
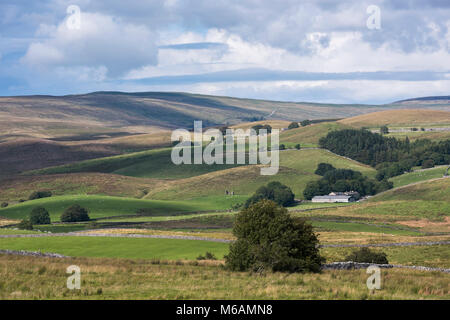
[245, 181, 295, 208]
[60, 204, 90, 222]
[29, 207, 51, 225]
[225, 200, 324, 273]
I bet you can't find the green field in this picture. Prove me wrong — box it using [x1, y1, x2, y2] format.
[311, 221, 422, 236]
[0, 195, 245, 221]
[280, 122, 350, 145]
[389, 167, 448, 188]
[373, 178, 450, 202]
[295, 200, 450, 222]
[27, 148, 242, 179]
[0, 236, 229, 260]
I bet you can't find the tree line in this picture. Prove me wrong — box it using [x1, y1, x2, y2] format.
[318, 129, 450, 180]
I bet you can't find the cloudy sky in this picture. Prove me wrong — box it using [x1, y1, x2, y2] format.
[0, 0, 449, 103]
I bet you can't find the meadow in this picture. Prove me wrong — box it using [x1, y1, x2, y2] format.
[0, 194, 244, 221]
[0, 254, 448, 300]
[388, 167, 448, 188]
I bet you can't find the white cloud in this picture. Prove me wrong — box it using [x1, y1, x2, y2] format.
[21, 12, 158, 77]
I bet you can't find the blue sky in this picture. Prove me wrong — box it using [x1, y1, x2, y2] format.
[0, 0, 449, 104]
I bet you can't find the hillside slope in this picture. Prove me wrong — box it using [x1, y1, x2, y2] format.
[371, 178, 450, 202]
[2, 92, 450, 141]
[338, 109, 450, 128]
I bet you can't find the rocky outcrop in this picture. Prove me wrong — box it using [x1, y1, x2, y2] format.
[0, 249, 67, 258]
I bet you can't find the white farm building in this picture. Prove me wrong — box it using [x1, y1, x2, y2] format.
[311, 195, 356, 203]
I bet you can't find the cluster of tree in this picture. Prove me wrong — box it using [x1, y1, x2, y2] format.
[225, 200, 324, 273]
[303, 163, 393, 199]
[251, 124, 272, 134]
[319, 129, 450, 179]
[245, 181, 295, 208]
[17, 204, 90, 230]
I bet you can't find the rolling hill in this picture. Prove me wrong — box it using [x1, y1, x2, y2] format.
[338, 109, 450, 128]
[2, 92, 450, 142]
[0, 173, 162, 202]
[0, 194, 241, 221]
[280, 122, 350, 145]
[144, 149, 376, 200]
[371, 177, 450, 202]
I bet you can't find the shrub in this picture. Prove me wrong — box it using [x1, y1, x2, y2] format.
[245, 181, 295, 208]
[196, 252, 217, 260]
[380, 125, 389, 134]
[1, 202, 8, 208]
[345, 247, 389, 264]
[17, 220, 33, 230]
[225, 200, 324, 273]
[288, 122, 299, 129]
[60, 204, 90, 222]
[30, 207, 51, 225]
[18, 199, 25, 203]
[279, 144, 286, 150]
[28, 190, 52, 201]
[295, 144, 301, 150]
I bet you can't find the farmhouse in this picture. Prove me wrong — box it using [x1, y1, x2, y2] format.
[311, 194, 356, 203]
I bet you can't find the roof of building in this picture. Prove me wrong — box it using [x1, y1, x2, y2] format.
[312, 195, 352, 200]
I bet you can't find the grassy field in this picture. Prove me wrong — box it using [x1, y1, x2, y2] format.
[311, 221, 422, 236]
[279, 122, 349, 145]
[0, 173, 161, 202]
[1, 254, 448, 299]
[0, 237, 229, 260]
[388, 167, 448, 188]
[338, 109, 450, 128]
[385, 130, 450, 142]
[376, 177, 450, 201]
[0, 234, 448, 268]
[0, 195, 244, 221]
[293, 200, 450, 223]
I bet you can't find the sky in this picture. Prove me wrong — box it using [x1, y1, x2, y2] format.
[0, 0, 449, 104]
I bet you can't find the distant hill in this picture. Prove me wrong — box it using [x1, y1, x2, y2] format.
[338, 109, 450, 128]
[394, 96, 450, 104]
[1, 91, 450, 141]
